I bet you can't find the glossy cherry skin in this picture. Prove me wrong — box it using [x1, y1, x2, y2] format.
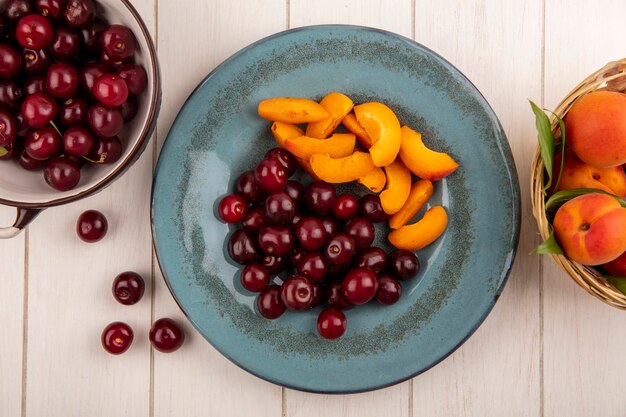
[35, 0, 64, 20]
[117, 64, 147, 95]
[120, 96, 137, 122]
[304, 181, 336, 216]
[264, 147, 297, 177]
[242, 206, 268, 231]
[257, 225, 294, 256]
[0, 110, 17, 146]
[87, 103, 123, 137]
[16, 14, 53, 49]
[280, 276, 315, 310]
[294, 217, 327, 251]
[323, 233, 356, 265]
[22, 47, 51, 74]
[376, 274, 402, 305]
[80, 18, 105, 54]
[320, 215, 339, 236]
[264, 191, 296, 224]
[46, 62, 79, 98]
[101, 322, 133, 354]
[260, 254, 287, 274]
[90, 135, 122, 164]
[63, 0, 96, 28]
[344, 216, 375, 251]
[289, 247, 307, 268]
[0, 43, 22, 78]
[23, 75, 45, 96]
[4, 0, 32, 23]
[297, 251, 328, 282]
[227, 229, 260, 265]
[59, 96, 88, 126]
[257, 285, 286, 319]
[390, 249, 420, 280]
[149, 318, 185, 353]
[333, 194, 359, 220]
[76, 209, 107, 242]
[218, 194, 248, 223]
[63, 126, 94, 157]
[359, 194, 389, 223]
[14, 113, 30, 137]
[25, 127, 62, 160]
[19, 150, 45, 170]
[342, 267, 378, 305]
[235, 170, 267, 204]
[317, 307, 347, 339]
[99, 49, 127, 68]
[112, 271, 145, 305]
[326, 281, 354, 310]
[100, 24, 136, 60]
[21, 92, 57, 128]
[354, 247, 388, 274]
[0, 79, 22, 112]
[93, 73, 129, 107]
[240, 263, 271, 293]
[255, 156, 287, 192]
[79, 61, 107, 94]
[49, 25, 81, 59]
[283, 180, 304, 207]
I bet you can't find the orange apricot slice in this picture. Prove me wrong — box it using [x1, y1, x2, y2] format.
[309, 152, 375, 183]
[353, 102, 401, 167]
[270, 122, 304, 147]
[284, 133, 355, 160]
[389, 179, 434, 229]
[379, 160, 412, 215]
[258, 97, 329, 124]
[357, 166, 386, 193]
[306, 92, 354, 139]
[342, 113, 374, 149]
[388, 206, 448, 251]
[399, 126, 459, 180]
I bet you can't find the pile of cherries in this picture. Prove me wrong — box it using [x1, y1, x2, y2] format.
[218, 148, 420, 339]
[0, 0, 148, 190]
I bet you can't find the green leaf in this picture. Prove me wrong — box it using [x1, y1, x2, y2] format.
[545, 188, 626, 214]
[530, 100, 555, 191]
[606, 276, 626, 296]
[531, 231, 564, 255]
[552, 114, 566, 192]
[0, 147, 7, 158]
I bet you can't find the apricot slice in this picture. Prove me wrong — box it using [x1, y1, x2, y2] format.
[284, 133, 355, 160]
[357, 166, 386, 193]
[399, 126, 459, 180]
[269, 122, 319, 179]
[353, 102, 401, 167]
[389, 179, 434, 229]
[379, 160, 412, 215]
[388, 206, 448, 251]
[342, 113, 374, 149]
[306, 92, 354, 139]
[309, 151, 375, 183]
[258, 97, 329, 124]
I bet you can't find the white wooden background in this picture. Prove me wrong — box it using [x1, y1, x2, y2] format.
[1, 0, 625, 416]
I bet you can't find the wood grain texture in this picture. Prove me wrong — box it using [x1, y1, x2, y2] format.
[412, 1, 542, 416]
[543, 1, 626, 416]
[0, 207, 25, 417]
[285, 0, 411, 415]
[152, 1, 285, 416]
[23, 1, 155, 415]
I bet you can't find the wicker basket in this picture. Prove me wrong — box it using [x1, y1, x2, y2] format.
[531, 58, 626, 309]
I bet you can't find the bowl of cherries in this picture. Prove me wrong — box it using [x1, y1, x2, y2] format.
[0, 0, 159, 238]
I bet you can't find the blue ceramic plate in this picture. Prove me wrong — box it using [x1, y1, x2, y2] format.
[152, 25, 520, 393]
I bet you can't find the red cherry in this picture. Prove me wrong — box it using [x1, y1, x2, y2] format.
[333, 194, 359, 220]
[21, 92, 58, 128]
[342, 267, 378, 305]
[317, 307, 347, 339]
[16, 14, 53, 49]
[117, 64, 147, 95]
[255, 156, 287, 192]
[218, 194, 248, 223]
[101, 321, 133, 354]
[376, 274, 402, 305]
[240, 263, 270, 293]
[112, 271, 145, 305]
[93, 73, 129, 107]
[149, 318, 185, 353]
[280, 276, 315, 310]
[76, 210, 108, 242]
[257, 285, 286, 319]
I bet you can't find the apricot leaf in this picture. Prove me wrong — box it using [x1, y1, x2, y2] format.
[530, 100, 554, 191]
[0, 147, 7, 158]
[606, 276, 626, 296]
[531, 231, 563, 255]
[545, 188, 626, 214]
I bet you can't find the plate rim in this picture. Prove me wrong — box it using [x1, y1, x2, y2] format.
[151, 23, 521, 394]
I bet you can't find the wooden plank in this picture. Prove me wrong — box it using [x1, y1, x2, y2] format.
[285, 1, 411, 415]
[152, 1, 285, 416]
[0, 206, 25, 417]
[543, 1, 626, 416]
[24, 1, 156, 416]
[412, 1, 542, 416]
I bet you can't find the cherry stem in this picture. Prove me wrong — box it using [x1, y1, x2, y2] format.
[83, 153, 107, 164]
[49, 120, 62, 136]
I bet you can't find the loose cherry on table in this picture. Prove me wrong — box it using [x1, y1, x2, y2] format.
[101, 321, 133, 355]
[149, 318, 185, 353]
[76, 209, 108, 242]
[112, 271, 145, 305]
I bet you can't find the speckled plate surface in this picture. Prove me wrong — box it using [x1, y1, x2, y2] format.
[151, 25, 520, 393]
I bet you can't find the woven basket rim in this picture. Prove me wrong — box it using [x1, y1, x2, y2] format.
[530, 58, 626, 310]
